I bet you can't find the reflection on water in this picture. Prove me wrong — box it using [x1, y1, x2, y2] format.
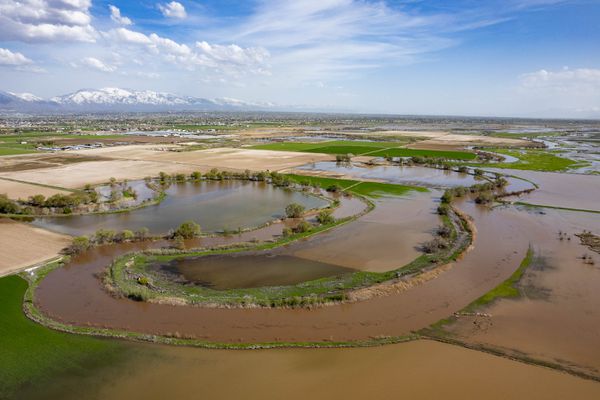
[297, 162, 481, 187]
[30, 180, 328, 236]
[19, 340, 600, 400]
[155, 253, 354, 289]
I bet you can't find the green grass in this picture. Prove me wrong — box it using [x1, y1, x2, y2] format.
[474, 148, 582, 171]
[0, 275, 121, 399]
[251, 140, 476, 160]
[464, 247, 534, 312]
[0, 147, 37, 156]
[367, 148, 477, 160]
[285, 174, 427, 197]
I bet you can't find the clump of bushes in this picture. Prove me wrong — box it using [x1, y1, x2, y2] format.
[172, 220, 201, 239]
[285, 203, 305, 218]
[421, 237, 449, 254]
[316, 209, 335, 225]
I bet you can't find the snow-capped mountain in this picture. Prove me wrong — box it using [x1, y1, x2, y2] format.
[8, 92, 43, 102]
[0, 88, 277, 113]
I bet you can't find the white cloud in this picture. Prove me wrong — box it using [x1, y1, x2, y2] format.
[0, 48, 33, 66]
[158, 1, 187, 19]
[104, 28, 269, 76]
[109, 5, 132, 26]
[0, 0, 97, 42]
[520, 67, 600, 92]
[79, 57, 117, 72]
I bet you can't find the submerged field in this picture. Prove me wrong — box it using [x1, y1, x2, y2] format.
[1, 121, 600, 398]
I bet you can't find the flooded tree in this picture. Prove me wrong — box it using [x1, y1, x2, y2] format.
[285, 203, 305, 218]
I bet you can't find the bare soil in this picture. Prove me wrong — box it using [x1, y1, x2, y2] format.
[0, 219, 70, 276]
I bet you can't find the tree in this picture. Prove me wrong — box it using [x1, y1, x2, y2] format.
[67, 236, 90, 254]
[292, 219, 312, 234]
[28, 194, 46, 207]
[174, 220, 201, 239]
[440, 190, 454, 204]
[326, 184, 343, 193]
[119, 230, 135, 242]
[135, 227, 150, 241]
[0, 194, 20, 214]
[94, 229, 116, 244]
[316, 209, 335, 225]
[285, 203, 305, 218]
[190, 171, 202, 181]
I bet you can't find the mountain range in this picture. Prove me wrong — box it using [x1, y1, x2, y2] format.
[0, 88, 278, 113]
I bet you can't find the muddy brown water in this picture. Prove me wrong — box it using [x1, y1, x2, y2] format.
[442, 207, 600, 378]
[19, 340, 600, 400]
[31, 180, 328, 236]
[491, 168, 600, 211]
[155, 253, 354, 289]
[35, 197, 529, 343]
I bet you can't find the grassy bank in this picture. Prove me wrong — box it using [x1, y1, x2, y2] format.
[472, 148, 583, 171]
[285, 174, 428, 197]
[251, 140, 476, 160]
[0, 275, 122, 400]
[104, 199, 470, 308]
[423, 247, 534, 334]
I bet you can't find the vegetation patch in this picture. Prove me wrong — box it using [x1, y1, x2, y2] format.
[285, 174, 427, 197]
[251, 140, 476, 160]
[472, 148, 582, 171]
[0, 275, 122, 400]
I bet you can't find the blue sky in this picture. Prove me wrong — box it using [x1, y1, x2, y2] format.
[0, 0, 599, 118]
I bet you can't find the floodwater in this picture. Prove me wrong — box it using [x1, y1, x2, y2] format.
[155, 253, 354, 289]
[442, 207, 600, 378]
[491, 168, 600, 211]
[35, 197, 531, 343]
[31, 180, 328, 235]
[19, 340, 600, 400]
[296, 162, 481, 187]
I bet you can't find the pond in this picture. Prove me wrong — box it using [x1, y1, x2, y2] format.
[153, 253, 354, 289]
[31, 180, 328, 236]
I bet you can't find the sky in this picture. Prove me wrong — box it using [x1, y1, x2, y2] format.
[0, 0, 599, 118]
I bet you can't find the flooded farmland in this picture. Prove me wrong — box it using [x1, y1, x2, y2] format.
[31, 180, 328, 235]
[18, 340, 600, 400]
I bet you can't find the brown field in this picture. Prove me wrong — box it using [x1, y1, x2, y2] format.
[0, 160, 198, 189]
[0, 219, 70, 276]
[405, 133, 531, 149]
[0, 153, 109, 172]
[72, 146, 332, 171]
[0, 178, 70, 199]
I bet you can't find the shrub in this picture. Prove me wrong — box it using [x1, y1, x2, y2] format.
[172, 235, 186, 250]
[0, 194, 20, 214]
[174, 220, 201, 239]
[437, 204, 450, 216]
[475, 192, 494, 204]
[326, 184, 343, 193]
[285, 203, 305, 218]
[67, 236, 91, 254]
[119, 230, 135, 242]
[437, 225, 452, 238]
[28, 194, 46, 207]
[190, 171, 202, 181]
[440, 190, 454, 204]
[93, 229, 116, 244]
[316, 209, 335, 225]
[336, 153, 352, 162]
[292, 220, 312, 234]
[282, 227, 293, 237]
[135, 227, 150, 241]
[421, 237, 449, 254]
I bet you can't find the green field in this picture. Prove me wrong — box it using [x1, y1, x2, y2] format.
[0, 275, 122, 399]
[285, 174, 427, 198]
[251, 140, 476, 160]
[476, 148, 583, 171]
